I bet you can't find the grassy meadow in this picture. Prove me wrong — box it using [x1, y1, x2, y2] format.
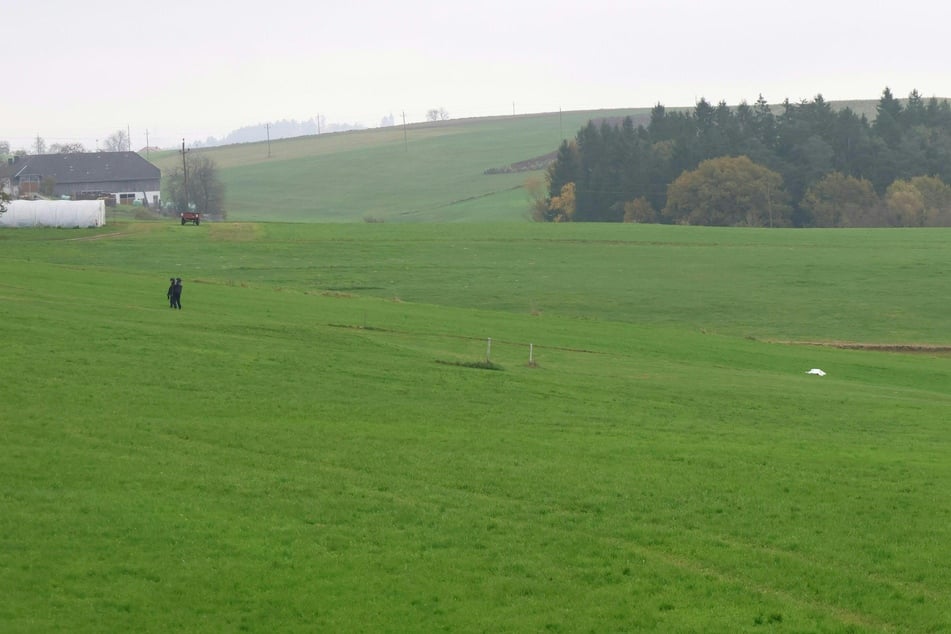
[145, 101, 887, 225]
[2, 221, 951, 632]
[148, 109, 653, 223]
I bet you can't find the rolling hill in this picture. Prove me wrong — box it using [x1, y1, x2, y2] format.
[148, 100, 894, 223]
[148, 109, 653, 222]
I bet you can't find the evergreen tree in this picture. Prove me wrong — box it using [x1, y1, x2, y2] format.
[537, 86, 951, 226]
[873, 87, 903, 147]
[752, 94, 777, 150]
[647, 103, 671, 140]
[547, 140, 580, 199]
[616, 117, 644, 205]
[574, 121, 605, 220]
[903, 89, 926, 129]
[830, 108, 873, 176]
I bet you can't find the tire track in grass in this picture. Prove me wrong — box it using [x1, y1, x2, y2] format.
[352, 472, 900, 631]
[694, 529, 947, 603]
[149, 421, 901, 630]
[279, 442, 898, 632]
[602, 531, 904, 632]
[64, 231, 126, 241]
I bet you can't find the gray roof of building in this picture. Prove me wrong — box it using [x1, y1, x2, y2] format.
[13, 151, 161, 184]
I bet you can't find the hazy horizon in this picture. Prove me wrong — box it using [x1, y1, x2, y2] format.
[6, 0, 951, 152]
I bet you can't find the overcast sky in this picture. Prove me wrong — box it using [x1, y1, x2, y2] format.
[6, 0, 950, 151]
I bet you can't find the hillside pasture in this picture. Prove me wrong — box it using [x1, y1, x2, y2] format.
[146, 101, 894, 224]
[150, 110, 653, 222]
[1, 222, 950, 632]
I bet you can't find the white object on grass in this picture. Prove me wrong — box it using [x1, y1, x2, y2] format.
[806, 368, 827, 376]
[2, 199, 106, 228]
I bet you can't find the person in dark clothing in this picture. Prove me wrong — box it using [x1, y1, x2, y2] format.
[167, 277, 176, 308]
[172, 278, 183, 309]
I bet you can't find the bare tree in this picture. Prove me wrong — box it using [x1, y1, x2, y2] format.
[426, 108, 449, 122]
[164, 153, 226, 217]
[40, 177, 56, 197]
[49, 142, 86, 154]
[103, 130, 129, 152]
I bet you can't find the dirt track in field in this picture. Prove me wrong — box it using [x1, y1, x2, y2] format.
[778, 340, 951, 353]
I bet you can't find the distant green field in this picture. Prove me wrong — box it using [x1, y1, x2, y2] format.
[150, 109, 654, 222]
[2, 222, 950, 632]
[147, 100, 895, 224]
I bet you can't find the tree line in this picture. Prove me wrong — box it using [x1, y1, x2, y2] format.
[535, 88, 951, 227]
[0, 130, 132, 157]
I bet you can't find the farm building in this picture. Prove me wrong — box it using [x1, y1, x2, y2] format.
[10, 152, 161, 207]
[0, 199, 106, 228]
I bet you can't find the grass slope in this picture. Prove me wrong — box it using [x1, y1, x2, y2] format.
[150, 109, 653, 222]
[2, 222, 950, 632]
[147, 100, 908, 224]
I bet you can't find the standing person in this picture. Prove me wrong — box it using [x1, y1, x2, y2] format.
[172, 278, 183, 309]
[167, 277, 176, 308]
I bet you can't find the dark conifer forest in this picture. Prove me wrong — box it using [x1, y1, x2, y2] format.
[538, 88, 951, 227]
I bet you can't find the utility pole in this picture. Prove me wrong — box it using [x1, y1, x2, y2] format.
[181, 139, 188, 212]
[402, 111, 407, 152]
[145, 130, 150, 160]
[266, 123, 271, 158]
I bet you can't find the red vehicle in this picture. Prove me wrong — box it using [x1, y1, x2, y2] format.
[180, 211, 201, 225]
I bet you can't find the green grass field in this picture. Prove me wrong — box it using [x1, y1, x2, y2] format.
[149, 109, 654, 222]
[146, 101, 888, 225]
[2, 222, 950, 632]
